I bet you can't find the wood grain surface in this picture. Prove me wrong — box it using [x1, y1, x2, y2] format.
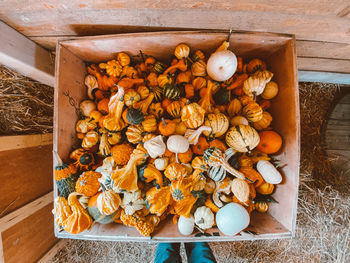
[0, 145, 53, 217]
[1, 203, 57, 263]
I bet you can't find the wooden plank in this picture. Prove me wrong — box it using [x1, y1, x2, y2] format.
[298, 71, 350, 84]
[0, 192, 53, 232]
[0, 0, 349, 17]
[297, 57, 350, 74]
[0, 133, 53, 152]
[1, 203, 57, 263]
[0, 145, 53, 217]
[0, 8, 349, 43]
[0, 21, 54, 87]
[296, 40, 350, 60]
[37, 239, 66, 263]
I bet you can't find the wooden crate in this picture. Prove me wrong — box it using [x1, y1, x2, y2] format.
[54, 31, 300, 242]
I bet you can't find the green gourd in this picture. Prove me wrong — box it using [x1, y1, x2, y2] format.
[126, 108, 144, 125]
[87, 193, 117, 224]
[213, 88, 230, 105]
[154, 62, 167, 74]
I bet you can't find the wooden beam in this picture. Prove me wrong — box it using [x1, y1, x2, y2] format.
[0, 8, 349, 43]
[0, 133, 53, 152]
[0, 192, 53, 232]
[37, 239, 67, 263]
[296, 40, 350, 60]
[0, 21, 54, 87]
[297, 57, 350, 74]
[298, 71, 350, 85]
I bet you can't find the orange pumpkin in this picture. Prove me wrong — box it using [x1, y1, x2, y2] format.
[178, 148, 193, 164]
[257, 131, 282, 154]
[209, 139, 227, 152]
[159, 118, 176, 136]
[192, 136, 209, 155]
[97, 98, 109, 115]
[239, 166, 264, 188]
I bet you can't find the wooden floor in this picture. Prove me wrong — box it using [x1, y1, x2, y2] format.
[325, 91, 350, 181]
[0, 1, 349, 75]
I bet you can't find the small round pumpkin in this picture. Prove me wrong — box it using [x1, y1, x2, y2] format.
[181, 103, 205, 129]
[124, 89, 141, 107]
[164, 163, 187, 181]
[227, 98, 242, 118]
[203, 113, 229, 138]
[174, 43, 190, 59]
[166, 101, 182, 118]
[192, 77, 206, 90]
[256, 182, 274, 195]
[149, 102, 164, 119]
[242, 102, 263, 122]
[257, 130, 282, 154]
[158, 74, 173, 88]
[163, 84, 180, 100]
[142, 115, 158, 133]
[225, 125, 260, 153]
[192, 50, 205, 62]
[76, 171, 102, 197]
[230, 116, 249, 126]
[255, 201, 269, 213]
[191, 60, 207, 77]
[137, 86, 150, 99]
[192, 136, 209, 155]
[126, 125, 144, 144]
[111, 143, 134, 165]
[178, 148, 193, 164]
[117, 52, 131, 67]
[97, 98, 109, 115]
[209, 139, 227, 152]
[262, 81, 279, 99]
[159, 118, 176, 136]
[126, 108, 144, 125]
[253, 112, 272, 130]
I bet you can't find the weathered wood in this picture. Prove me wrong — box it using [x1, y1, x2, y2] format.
[0, 145, 53, 217]
[0, 8, 349, 43]
[0, 192, 53, 232]
[298, 71, 350, 85]
[296, 40, 350, 60]
[297, 57, 350, 74]
[0, 0, 348, 16]
[0, 133, 53, 152]
[37, 239, 66, 263]
[1, 203, 57, 263]
[0, 21, 55, 87]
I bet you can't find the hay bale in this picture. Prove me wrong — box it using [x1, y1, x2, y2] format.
[0, 65, 53, 135]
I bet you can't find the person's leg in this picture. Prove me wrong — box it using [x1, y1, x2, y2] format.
[154, 243, 182, 263]
[184, 242, 216, 263]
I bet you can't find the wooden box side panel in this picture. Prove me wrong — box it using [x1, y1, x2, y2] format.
[54, 44, 87, 159]
[267, 39, 300, 233]
[2, 203, 57, 263]
[0, 145, 53, 217]
[61, 31, 291, 63]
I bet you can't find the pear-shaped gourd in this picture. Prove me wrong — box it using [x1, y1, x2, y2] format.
[144, 135, 166, 159]
[178, 215, 195, 236]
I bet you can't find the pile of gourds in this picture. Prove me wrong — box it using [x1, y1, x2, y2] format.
[53, 35, 284, 237]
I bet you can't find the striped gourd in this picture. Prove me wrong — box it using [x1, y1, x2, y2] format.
[88, 193, 117, 224]
[166, 101, 182, 118]
[154, 61, 166, 74]
[163, 84, 180, 100]
[126, 125, 144, 144]
[208, 165, 226, 182]
[150, 86, 163, 102]
[242, 102, 263, 122]
[225, 125, 260, 153]
[181, 103, 205, 128]
[203, 113, 229, 138]
[253, 111, 272, 130]
[227, 98, 242, 118]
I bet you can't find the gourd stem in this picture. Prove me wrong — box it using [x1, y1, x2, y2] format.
[175, 153, 179, 163]
[161, 118, 167, 126]
[226, 28, 233, 42]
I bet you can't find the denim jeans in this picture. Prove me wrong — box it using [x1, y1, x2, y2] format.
[154, 242, 216, 263]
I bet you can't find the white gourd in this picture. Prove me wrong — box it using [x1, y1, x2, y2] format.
[178, 215, 195, 236]
[256, 160, 282, 184]
[194, 206, 214, 230]
[154, 157, 168, 171]
[143, 135, 166, 159]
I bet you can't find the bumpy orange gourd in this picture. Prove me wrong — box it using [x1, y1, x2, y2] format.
[111, 143, 134, 165]
[178, 148, 193, 164]
[192, 137, 209, 155]
[159, 118, 176, 136]
[76, 171, 102, 197]
[181, 103, 206, 129]
[164, 163, 187, 181]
